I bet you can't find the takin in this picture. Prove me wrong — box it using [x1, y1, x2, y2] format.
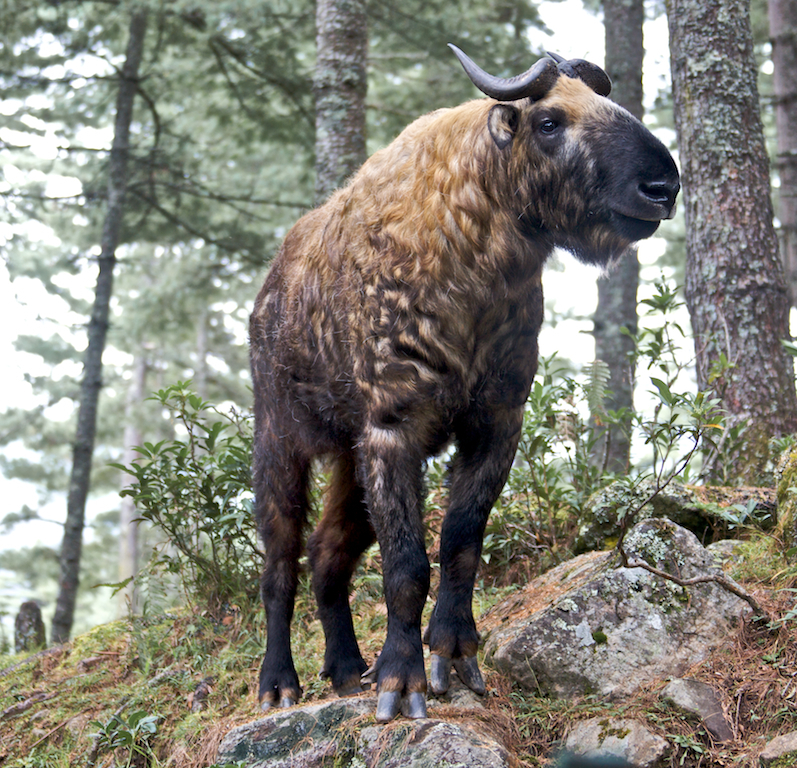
[249, 46, 679, 723]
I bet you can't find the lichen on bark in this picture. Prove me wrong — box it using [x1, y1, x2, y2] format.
[667, 0, 797, 483]
[314, 0, 367, 205]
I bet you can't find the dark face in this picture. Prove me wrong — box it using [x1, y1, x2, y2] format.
[492, 77, 680, 266]
[590, 109, 680, 245]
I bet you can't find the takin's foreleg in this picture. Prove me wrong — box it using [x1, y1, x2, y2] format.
[357, 424, 430, 723]
[425, 403, 525, 696]
[307, 452, 376, 697]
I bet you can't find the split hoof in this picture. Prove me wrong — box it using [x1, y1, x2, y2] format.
[375, 690, 427, 722]
[375, 690, 402, 722]
[403, 691, 427, 719]
[429, 653, 486, 696]
[260, 693, 298, 712]
[453, 655, 486, 695]
[430, 653, 451, 695]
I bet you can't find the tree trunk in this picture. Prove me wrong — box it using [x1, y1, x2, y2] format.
[118, 352, 148, 617]
[592, 0, 645, 472]
[51, 8, 148, 644]
[769, 0, 797, 306]
[667, 0, 797, 483]
[195, 307, 209, 399]
[314, 0, 367, 205]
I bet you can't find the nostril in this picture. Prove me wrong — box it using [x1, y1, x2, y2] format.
[638, 181, 681, 207]
[639, 181, 674, 205]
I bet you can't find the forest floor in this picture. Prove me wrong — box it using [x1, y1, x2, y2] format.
[1, 532, 796, 768]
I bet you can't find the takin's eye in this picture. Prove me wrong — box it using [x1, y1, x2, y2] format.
[539, 119, 558, 135]
[533, 108, 567, 142]
[540, 120, 559, 136]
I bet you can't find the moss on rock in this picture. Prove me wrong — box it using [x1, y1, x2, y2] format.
[775, 448, 797, 551]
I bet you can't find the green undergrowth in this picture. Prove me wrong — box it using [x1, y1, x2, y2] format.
[0, 572, 521, 768]
[2, 544, 796, 768]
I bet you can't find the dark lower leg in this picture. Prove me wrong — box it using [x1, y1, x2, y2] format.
[358, 434, 430, 720]
[308, 454, 375, 695]
[255, 447, 310, 708]
[427, 410, 522, 694]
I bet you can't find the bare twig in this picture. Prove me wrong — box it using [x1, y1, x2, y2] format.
[30, 719, 69, 749]
[617, 546, 772, 621]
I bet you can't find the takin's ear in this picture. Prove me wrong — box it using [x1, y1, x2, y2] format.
[488, 104, 520, 150]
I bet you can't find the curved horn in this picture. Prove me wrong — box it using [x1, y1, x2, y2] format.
[546, 52, 612, 97]
[448, 44, 559, 101]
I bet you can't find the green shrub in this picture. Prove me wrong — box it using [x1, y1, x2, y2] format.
[113, 382, 262, 615]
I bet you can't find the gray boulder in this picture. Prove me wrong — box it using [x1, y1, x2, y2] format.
[563, 717, 669, 768]
[662, 678, 734, 742]
[482, 519, 750, 699]
[758, 730, 797, 766]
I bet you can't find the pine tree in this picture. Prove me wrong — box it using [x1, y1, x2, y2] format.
[314, 0, 368, 203]
[591, 0, 645, 473]
[769, 0, 797, 305]
[52, 7, 149, 644]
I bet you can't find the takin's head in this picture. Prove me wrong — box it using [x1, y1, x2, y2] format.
[450, 45, 680, 266]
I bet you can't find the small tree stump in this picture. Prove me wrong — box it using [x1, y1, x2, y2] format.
[14, 601, 46, 653]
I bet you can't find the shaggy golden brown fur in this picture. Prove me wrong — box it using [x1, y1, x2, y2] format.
[250, 67, 679, 722]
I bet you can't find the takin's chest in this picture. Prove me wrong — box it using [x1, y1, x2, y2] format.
[276, 273, 544, 444]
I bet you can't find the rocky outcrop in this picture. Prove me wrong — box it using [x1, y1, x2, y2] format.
[217, 694, 510, 768]
[482, 519, 750, 699]
[574, 479, 775, 553]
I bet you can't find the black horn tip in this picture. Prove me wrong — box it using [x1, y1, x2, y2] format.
[545, 52, 612, 97]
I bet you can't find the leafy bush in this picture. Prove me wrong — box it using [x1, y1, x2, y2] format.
[113, 382, 262, 615]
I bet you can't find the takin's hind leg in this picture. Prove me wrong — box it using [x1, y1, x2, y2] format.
[307, 452, 376, 697]
[255, 438, 311, 711]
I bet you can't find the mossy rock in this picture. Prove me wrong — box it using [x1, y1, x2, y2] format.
[775, 449, 797, 551]
[574, 478, 776, 554]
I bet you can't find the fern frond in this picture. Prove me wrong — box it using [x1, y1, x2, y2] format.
[583, 359, 611, 421]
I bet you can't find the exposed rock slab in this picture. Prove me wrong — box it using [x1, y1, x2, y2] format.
[217, 696, 373, 768]
[482, 519, 750, 699]
[759, 729, 797, 766]
[217, 693, 509, 768]
[358, 718, 510, 768]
